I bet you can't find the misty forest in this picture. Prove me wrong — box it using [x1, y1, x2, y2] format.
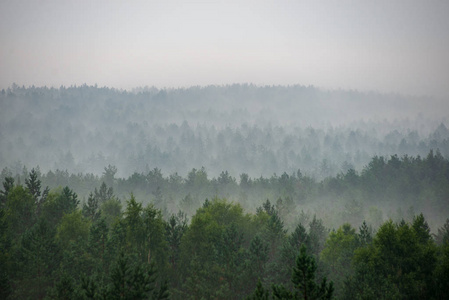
[1, 84, 449, 300]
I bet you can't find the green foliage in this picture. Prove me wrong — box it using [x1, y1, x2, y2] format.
[434, 218, 449, 245]
[25, 168, 49, 214]
[83, 192, 100, 222]
[246, 235, 269, 285]
[246, 279, 270, 300]
[142, 203, 168, 272]
[88, 217, 109, 270]
[41, 186, 80, 228]
[124, 193, 145, 254]
[0, 209, 12, 299]
[346, 216, 437, 299]
[434, 241, 449, 299]
[0, 176, 14, 206]
[4, 185, 36, 236]
[2, 153, 449, 298]
[56, 210, 90, 248]
[179, 198, 254, 299]
[308, 215, 328, 258]
[277, 223, 310, 287]
[321, 224, 358, 297]
[95, 181, 115, 204]
[78, 251, 169, 300]
[165, 211, 188, 271]
[100, 196, 122, 228]
[47, 272, 76, 300]
[358, 220, 373, 247]
[14, 218, 61, 299]
[291, 244, 333, 299]
[269, 244, 334, 300]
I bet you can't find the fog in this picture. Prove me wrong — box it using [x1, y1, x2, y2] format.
[1, 1, 449, 98]
[2, 2, 449, 298]
[1, 84, 448, 180]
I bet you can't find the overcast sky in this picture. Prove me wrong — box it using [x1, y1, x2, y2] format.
[1, 0, 448, 97]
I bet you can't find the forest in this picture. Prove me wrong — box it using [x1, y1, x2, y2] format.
[1, 85, 449, 299]
[1, 149, 449, 299]
[1, 84, 448, 178]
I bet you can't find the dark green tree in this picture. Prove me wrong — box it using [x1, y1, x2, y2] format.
[0, 176, 14, 207]
[83, 192, 100, 222]
[165, 211, 188, 270]
[291, 244, 333, 299]
[271, 244, 333, 300]
[357, 220, 372, 247]
[108, 252, 168, 300]
[88, 217, 109, 271]
[308, 216, 328, 258]
[25, 168, 49, 217]
[0, 209, 12, 299]
[246, 279, 270, 300]
[3, 185, 36, 236]
[434, 218, 449, 245]
[95, 182, 115, 204]
[14, 218, 61, 299]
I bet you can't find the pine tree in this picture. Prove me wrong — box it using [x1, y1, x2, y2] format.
[358, 220, 372, 247]
[291, 244, 318, 299]
[308, 215, 328, 258]
[83, 192, 100, 222]
[271, 244, 334, 300]
[95, 182, 115, 204]
[0, 209, 11, 299]
[25, 168, 49, 216]
[165, 211, 188, 269]
[108, 252, 168, 299]
[88, 217, 109, 270]
[434, 218, 449, 245]
[25, 168, 41, 200]
[0, 177, 14, 207]
[15, 218, 61, 299]
[246, 279, 270, 300]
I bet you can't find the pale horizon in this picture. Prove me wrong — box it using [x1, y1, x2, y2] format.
[1, 0, 449, 98]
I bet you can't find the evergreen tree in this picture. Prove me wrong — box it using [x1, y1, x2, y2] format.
[14, 218, 61, 299]
[269, 245, 334, 299]
[246, 279, 270, 300]
[25, 168, 49, 216]
[0, 176, 14, 207]
[434, 218, 449, 245]
[165, 211, 188, 270]
[277, 223, 310, 287]
[0, 209, 11, 299]
[88, 217, 109, 271]
[83, 192, 100, 222]
[95, 182, 115, 204]
[4, 185, 36, 236]
[108, 252, 168, 300]
[357, 220, 372, 247]
[308, 216, 327, 258]
[291, 244, 333, 300]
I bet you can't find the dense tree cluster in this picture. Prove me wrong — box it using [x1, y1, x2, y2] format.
[2, 149, 448, 230]
[1, 154, 449, 299]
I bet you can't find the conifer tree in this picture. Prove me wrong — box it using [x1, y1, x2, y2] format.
[246, 279, 270, 300]
[358, 220, 372, 246]
[83, 192, 100, 222]
[271, 244, 333, 300]
[0, 177, 14, 207]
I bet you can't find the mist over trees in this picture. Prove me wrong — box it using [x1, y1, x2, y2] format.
[1, 84, 448, 178]
[1, 84, 449, 299]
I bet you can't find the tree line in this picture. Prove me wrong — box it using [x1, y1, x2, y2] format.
[1, 151, 449, 298]
[2, 84, 448, 179]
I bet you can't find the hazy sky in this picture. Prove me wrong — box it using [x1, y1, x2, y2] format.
[1, 0, 448, 97]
